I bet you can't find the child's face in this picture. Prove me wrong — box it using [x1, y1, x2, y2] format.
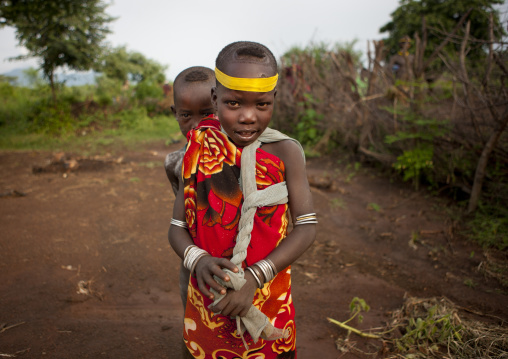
[172, 84, 215, 137]
[212, 62, 276, 147]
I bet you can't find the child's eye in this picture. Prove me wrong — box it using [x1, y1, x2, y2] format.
[257, 102, 271, 108]
[179, 113, 190, 119]
[226, 101, 239, 107]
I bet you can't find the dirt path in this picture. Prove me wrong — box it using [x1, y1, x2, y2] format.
[0, 142, 506, 358]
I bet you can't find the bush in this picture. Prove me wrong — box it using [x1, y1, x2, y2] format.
[0, 82, 44, 131]
[28, 98, 74, 135]
[134, 80, 163, 101]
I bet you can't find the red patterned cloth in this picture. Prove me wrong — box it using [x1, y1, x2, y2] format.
[182, 116, 296, 358]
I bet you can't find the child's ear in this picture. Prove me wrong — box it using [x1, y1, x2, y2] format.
[273, 89, 277, 98]
[170, 105, 176, 116]
[211, 87, 218, 110]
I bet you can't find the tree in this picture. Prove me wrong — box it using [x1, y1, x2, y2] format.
[97, 46, 167, 85]
[0, 0, 115, 101]
[95, 46, 167, 101]
[380, 0, 506, 67]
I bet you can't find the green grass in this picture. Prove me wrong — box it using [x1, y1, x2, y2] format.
[367, 202, 381, 212]
[330, 197, 346, 210]
[0, 110, 182, 155]
[0, 81, 182, 155]
[463, 204, 508, 251]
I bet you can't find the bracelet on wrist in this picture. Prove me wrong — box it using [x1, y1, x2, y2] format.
[183, 245, 209, 273]
[246, 267, 262, 288]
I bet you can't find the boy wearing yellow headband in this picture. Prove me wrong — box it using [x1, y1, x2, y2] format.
[164, 66, 215, 313]
[169, 41, 316, 358]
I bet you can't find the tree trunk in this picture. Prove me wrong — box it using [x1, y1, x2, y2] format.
[466, 13, 507, 213]
[468, 109, 508, 213]
[49, 69, 56, 104]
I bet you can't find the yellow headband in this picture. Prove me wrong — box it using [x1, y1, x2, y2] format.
[215, 67, 278, 92]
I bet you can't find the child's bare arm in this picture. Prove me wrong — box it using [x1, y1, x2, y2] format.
[262, 140, 317, 272]
[168, 184, 238, 300]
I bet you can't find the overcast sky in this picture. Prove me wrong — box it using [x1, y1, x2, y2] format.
[1, 0, 505, 81]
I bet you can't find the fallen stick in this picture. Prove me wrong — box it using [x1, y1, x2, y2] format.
[327, 317, 381, 339]
[0, 322, 26, 334]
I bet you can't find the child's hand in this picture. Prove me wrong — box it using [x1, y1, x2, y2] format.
[194, 256, 238, 300]
[209, 270, 258, 317]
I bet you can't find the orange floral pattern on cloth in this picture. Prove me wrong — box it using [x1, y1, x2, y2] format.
[182, 116, 296, 359]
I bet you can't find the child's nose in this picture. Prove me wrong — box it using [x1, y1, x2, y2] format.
[239, 108, 255, 124]
[191, 115, 202, 128]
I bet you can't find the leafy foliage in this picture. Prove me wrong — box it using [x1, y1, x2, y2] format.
[393, 145, 434, 188]
[330, 296, 508, 358]
[348, 297, 370, 324]
[94, 46, 167, 112]
[0, 0, 115, 97]
[95, 46, 167, 85]
[294, 94, 324, 148]
[379, 0, 506, 66]
[28, 98, 74, 135]
[395, 303, 462, 353]
[465, 204, 508, 250]
[384, 108, 448, 189]
[0, 77, 179, 152]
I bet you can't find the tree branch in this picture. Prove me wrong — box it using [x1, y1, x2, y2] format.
[422, 8, 473, 72]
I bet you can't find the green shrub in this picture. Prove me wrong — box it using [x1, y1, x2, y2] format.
[293, 94, 324, 147]
[116, 107, 148, 130]
[384, 108, 448, 189]
[393, 145, 434, 189]
[135, 80, 163, 101]
[0, 83, 42, 131]
[28, 98, 74, 135]
[96, 76, 123, 106]
[466, 205, 508, 250]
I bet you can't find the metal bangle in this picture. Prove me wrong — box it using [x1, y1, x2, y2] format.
[294, 213, 318, 225]
[184, 244, 197, 259]
[250, 265, 264, 287]
[255, 260, 274, 283]
[295, 213, 316, 221]
[171, 218, 188, 229]
[246, 267, 262, 288]
[295, 220, 318, 225]
[265, 258, 278, 276]
[190, 253, 209, 274]
[183, 246, 208, 271]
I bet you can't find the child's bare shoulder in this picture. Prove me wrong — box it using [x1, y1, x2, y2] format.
[164, 147, 185, 172]
[164, 147, 185, 193]
[264, 139, 304, 168]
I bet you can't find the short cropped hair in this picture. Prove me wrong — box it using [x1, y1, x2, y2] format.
[173, 66, 215, 97]
[215, 41, 278, 77]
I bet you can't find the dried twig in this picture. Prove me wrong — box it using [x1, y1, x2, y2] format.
[0, 322, 25, 334]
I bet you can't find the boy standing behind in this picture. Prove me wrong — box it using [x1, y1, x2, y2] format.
[164, 66, 215, 310]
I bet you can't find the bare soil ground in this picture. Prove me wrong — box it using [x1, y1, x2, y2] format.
[1, 141, 506, 358]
